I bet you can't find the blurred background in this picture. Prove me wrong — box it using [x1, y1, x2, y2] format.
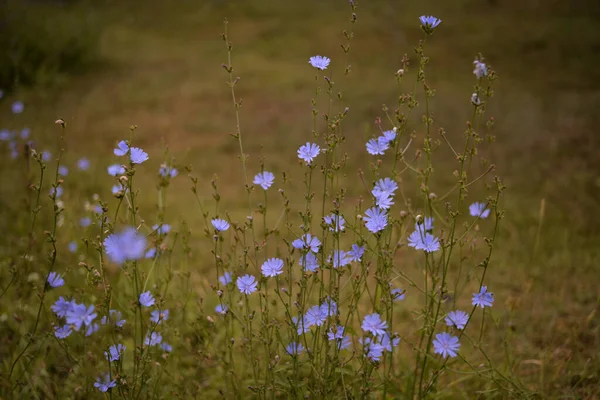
[1, 0, 599, 396]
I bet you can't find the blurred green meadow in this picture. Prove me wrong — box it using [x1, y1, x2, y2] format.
[1, 0, 599, 397]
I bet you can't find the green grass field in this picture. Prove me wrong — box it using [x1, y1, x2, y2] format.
[1, 0, 599, 397]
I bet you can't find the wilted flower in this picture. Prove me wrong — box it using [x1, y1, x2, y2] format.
[473, 60, 488, 79]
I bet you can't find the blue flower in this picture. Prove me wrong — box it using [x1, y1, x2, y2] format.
[293, 316, 311, 335]
[433, 332, 460, 358]
[417, 216, 434, 232]
[150, 309, 169, 324]
[299, 252, 319, 272]
[375, 193, 394, 209]
[327, 326, 351, 350]
[130, 147, 149, 164]
[57, 165, 68, 176]
[112, 183, 126, 195]
[47, 272, 64, 288]
[361, 338, 385, 362]
[261, 258, 284, 277]
[292, 233, 321, 253]
[473, 60, 488, 79]
[286, 342, 305, 355]
[107, 164, 125, 176]
[85, 323, 100, 337]
[237, 274, 258, 295]
[253, 171, 274, 190]
[50, 186, 63, 198]
[407, 229, 440, 252]
[305, 305, 327, 327]
[330, 250, 351, 268]
[101, 310, 126, 327]
[77, 158, 90, 171]
[42, 151, 52, 162]
[114, 140, 129, 156]
[219, 272, 232, 286]
[80, 217, 91, 228]
[144, 332, 162, 346]
[103, 227, 147, 265]
[66, 303, 97, 331]
[54, 324, 72, 339]
[211, 218, 230, 232]
[379, 333, 401, 352]
[445, 310, 469, 330]
[308, 55, 330, 70]
[469, 202, 490, 218]
[0, 130, 12, 141]
[381, 129, 396, 143]
[159, 165, 178, 178]
[145, 248, 156, 259]
[320, 299, 338, 317]
[298, 142, 321, 164]
[20, 128, 30, 140]
[364, 207, 388, 233]
[419, 15, 442, 32]
[152, 224, 171, 235]
[372, 178, 398, 199]
[324, 214, 345, 232]
[94, 375, 117, 392]
[161, 343, 173, 352]
[391, 288, 405, 301]
[361, 313, 388, 337]
[215, 304, 228, 315]
[472, 286, 494, 308]
[52, 297, 75, 318]
[139, 291, 155, 307]
[12, 101, 24, 114]
[67, 240, 77, 253]
[105, 344, 125, 361]
[366, 137, 389, 155]
[347, 244, 365, 262]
